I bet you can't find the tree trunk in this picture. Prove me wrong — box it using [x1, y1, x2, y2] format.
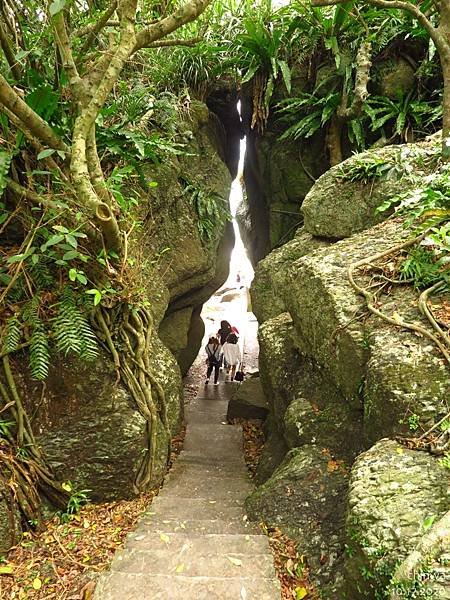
[442, 61, 450, 162]
[327, 115, 343, 166]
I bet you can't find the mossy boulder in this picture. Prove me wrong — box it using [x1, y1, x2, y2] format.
[158, 307, 193, 355]
[302, 135, 440, 239]
[258, 310, 363, 466]
[251, 228, 330, 323]
[258, 313, 303, 432]
[246, 445, 348, 591]
[343, 439, 450, 600]
[226, 376, 269, 421]
[378, 58, 416, 100]
[140, 102, 233, 305]
[175, 307, 205, 376]
[285, 219, 450, 426]
[16, 341, 182, 502]
[363, 310, 450, 443]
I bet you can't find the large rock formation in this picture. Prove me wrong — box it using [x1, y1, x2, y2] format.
[248, 136, 450, 597]
[302, 134, 440, 239]
[0, 100, 234, 554]
[343, 439, 449, 599]
[240, 83, 329, 264]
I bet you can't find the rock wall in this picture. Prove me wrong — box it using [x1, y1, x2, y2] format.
[248, 136, 450, 597]
[239, 41, 431, 264]
[240, 85, 328, 264]
[0, 99, 234, 554]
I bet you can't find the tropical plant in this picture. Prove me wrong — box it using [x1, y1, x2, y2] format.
[182, 179, 231, 241]
[311, 0, 450, 162]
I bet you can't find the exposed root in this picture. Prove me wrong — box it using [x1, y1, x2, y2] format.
[92, 305, 170, 493]
[347, 231, 450, 367]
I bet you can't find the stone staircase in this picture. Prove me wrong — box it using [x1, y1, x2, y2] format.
[94, 383, 280, 599]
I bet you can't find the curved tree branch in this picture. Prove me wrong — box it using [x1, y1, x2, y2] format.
[133, 0, 212, 52]
[78, 0, 118, 58]
[0, 74, 70, 154]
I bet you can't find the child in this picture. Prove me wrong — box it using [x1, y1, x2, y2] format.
[222, 333, 241, 382]
[205, 336, 221, 385]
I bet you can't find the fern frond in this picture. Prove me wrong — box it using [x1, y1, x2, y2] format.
[29, 321, 50, 380]
[30, 260, 54, 290]
[52, 287, 98, 360]
[3, 315, 22, 353]
[0, 151, 12, 197]
[22, 296, 40, 325]
[6, 276, 26, 303]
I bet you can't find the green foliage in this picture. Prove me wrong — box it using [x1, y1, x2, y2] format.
[408, 413, 420, 431]
[439, 452, 450, 470]
[58, 481, 91, 521]
[0, 151, 12, 197]
[338, 155, 395, 184]
[375, 162, 450, 289]
[24, 297, 50, 380]
[29, 320, 50, 381]
[400, 246, 447, 288]
[2, 315, 22, 354]
[182, 179, 231, 241]
[364, 94, 442, 142]
[277, 92, 340, 141]
[51, 288, 98, 361]
[96, 90, 186, 168]
[0, 420, 15, 438]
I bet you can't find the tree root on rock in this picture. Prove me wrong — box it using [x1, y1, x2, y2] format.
[348, 231, 450, 451]
[92, 305, 170, 494]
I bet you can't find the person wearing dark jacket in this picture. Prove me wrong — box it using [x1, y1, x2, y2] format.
[205, 336, 221, 385]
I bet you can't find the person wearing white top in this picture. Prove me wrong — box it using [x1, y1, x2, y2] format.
[222, 333, 241, 382]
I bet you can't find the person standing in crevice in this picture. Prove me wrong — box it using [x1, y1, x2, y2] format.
[222, 333, 241, 382]
[217, 320, 239, 370]
[205, 336, 221, 385]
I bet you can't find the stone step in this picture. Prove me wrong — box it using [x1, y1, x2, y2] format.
[133, 515, 258, 535]
[125, 532, 269, 554]
[162, 472, 253, 501]
[174, 451, 248, 474]
[176, 449, 247, 468]
[184, 422, 242, 441]
[111, 546, 276, 578]
[185, 409, 227, 425]
[188, 398, 229, 412]
[175, 440, 244, 464]
[149, 496, 246, 521]
[95, 572, 281, 600]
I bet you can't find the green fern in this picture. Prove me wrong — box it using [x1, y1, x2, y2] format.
[30, 259, 54, 290]
[51, 288, 98, 360]
[22, 296, 51, 380]
[6, 275, 26, 302]
[29, 321, 50, 380]
[0, 150, 12, 197]
[3, 315, 22, 353]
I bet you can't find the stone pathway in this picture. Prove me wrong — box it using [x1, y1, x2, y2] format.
[94, 362, 280, 599]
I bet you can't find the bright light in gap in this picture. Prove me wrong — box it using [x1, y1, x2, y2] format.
[226, 103, 253, 290]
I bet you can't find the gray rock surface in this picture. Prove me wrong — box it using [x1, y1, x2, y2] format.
[18, 343, 182, 502]
[343, 439, 450, 600]
[226, 377, 269, 421]
[246, 445, 348, 592]
[251, 228, 330, 324]
[302, 135, 440, 239]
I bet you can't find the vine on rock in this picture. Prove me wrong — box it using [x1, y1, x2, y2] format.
[93, 305, 170, 493]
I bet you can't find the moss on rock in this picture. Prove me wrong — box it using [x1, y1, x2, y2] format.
[343, 439, 450, 599]
[302, 135, 440, 239]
